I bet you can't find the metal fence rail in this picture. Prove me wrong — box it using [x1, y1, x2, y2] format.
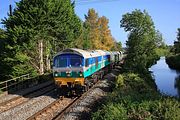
[0, 74, 30, 92]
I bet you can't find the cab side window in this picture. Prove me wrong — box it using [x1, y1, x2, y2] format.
[85, 59, 89, 67]
[108, 55, 110, 62]
[95, 57, 98, 68]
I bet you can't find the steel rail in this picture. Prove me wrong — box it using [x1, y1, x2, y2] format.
[53, 81, 100, 120]
[0, 84, 55, 113]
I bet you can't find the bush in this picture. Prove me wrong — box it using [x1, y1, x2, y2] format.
[92, 103, 128, 120]
[92, 73, 180, 120]
[127, 98, 180, 120]
[166, 54, 180, 70]
[116, 74, 124, 88]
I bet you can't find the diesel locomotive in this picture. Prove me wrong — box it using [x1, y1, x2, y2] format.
[53, 48, 123, 95]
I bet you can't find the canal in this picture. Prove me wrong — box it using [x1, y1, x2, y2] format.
[150, 57, 180, 97]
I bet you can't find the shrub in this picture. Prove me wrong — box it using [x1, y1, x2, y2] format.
[92, 73, 180, 120]
[128, 98, 180, 120]
[116, 74, 124, 88]
[92, 103, 128, 120]
[166, 54, 180, 70]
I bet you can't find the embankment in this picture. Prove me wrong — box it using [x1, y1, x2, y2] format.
[92, 71, 180, 120]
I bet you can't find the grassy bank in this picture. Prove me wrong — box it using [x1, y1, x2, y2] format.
[92, 72, 180, 120]
[166, 54, 180, 70]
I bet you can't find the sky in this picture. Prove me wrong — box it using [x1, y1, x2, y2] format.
[0, 0, 180, 47]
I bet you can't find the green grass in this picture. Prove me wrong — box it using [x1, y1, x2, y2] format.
[92, 73, 180, 120]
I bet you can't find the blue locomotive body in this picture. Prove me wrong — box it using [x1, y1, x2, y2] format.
[53, 48, 123, 95]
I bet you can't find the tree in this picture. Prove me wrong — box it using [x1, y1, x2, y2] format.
[98, 16, 114, 50]
[174, 28, 180, 54]
[0, 29, 7, 58]
[0, 29, 12, 80]
[74, 21, 91, 49]
[83, 9, 117, 50]
[84, 8, 100, 49]
[120, 9, 158, 73]
[2, 0, 82, 78]
[111, 40, 122, 51]
[155, 30, 165, 48]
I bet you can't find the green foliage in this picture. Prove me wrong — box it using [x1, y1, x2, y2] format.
[92, 103, 128, 120]
[166, 54, 180, 70]
[74, 22, 92, 49]
[173, 28, 180, 54]
[82, 8, 120, 50]
[127, 98, 180, 120]
[123, 73, 148, 91]
[11, 63, 37, 78]
[93, 11, 179, 119]
[0, 28, 12, 81]
[115, 74, 124, 88]
[155, 30, 165, 47]
[1, 0, 82, 79]
[92, 73, 180, 120]
[166, 28, 180, 71]
[120, 9, 159, 73]
[155, 47, 169, 57]
[8, 52, 37, 77]
[111, 41, 122, 51]
[154, 30, 169, 57]
[83, 8, 99, 49]
[169, 28, 180, 54]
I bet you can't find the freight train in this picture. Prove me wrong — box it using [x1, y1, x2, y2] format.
[53, 48, 123, 96]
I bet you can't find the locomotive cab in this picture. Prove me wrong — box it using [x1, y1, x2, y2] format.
[53, 48, 93, 95]
[53, 54, 84, 86]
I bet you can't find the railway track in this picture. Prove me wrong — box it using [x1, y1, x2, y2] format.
[56, 69, 121, 120]
[0, 83, 55, 113]
[27, 81, 100, 120]
[27, 97, 76, 120]
[53, 82, 101, 120]
[0, 68, 121, 120]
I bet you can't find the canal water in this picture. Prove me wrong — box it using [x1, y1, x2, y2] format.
[150, 57, 180, 97]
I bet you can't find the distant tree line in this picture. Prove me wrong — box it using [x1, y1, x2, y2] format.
[166, 28, 180, 70]
[170, 28, 180, 54]
[0, 0, 121, 81]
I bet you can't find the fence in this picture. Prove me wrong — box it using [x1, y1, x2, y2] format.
[0, 73, 53, 94]
[0, 74, 30, 92]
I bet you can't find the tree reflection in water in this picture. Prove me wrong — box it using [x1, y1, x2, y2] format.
[175, 75, 180, 98]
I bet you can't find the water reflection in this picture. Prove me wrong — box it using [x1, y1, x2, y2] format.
[150, 57, 179, 97]
[175, 75, 180, 97]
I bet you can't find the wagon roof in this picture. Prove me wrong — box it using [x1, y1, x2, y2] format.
[95, 50, 108, 55]
[55, 48, 92, 58]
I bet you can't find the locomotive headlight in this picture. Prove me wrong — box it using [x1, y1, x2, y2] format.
[79, 71, 83, 77]
[54, 71, 58, 77]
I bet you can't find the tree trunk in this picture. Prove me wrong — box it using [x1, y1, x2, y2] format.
[45, 41, 51, 72]
[46, 54, 51, 71]
[39, 40, 44, 75]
